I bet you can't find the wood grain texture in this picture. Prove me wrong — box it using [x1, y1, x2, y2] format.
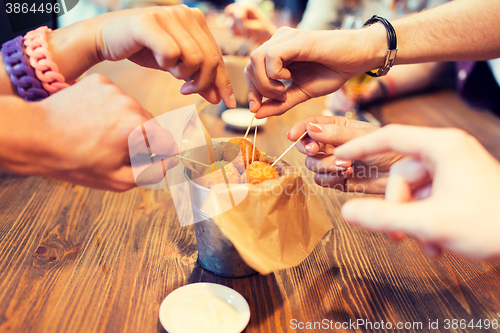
[1, 60, 500, 333]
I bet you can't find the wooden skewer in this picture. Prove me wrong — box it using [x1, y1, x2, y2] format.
[177, 155, 211, 168]
[196, 101, 210, 113]
[196, 101, 215, 171]
[252, 125, 257, 164]
[245, 145, 250, 181]
[243, 114, 256, 139]
[271, 131, 307, 167]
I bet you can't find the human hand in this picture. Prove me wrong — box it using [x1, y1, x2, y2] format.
[289, 116, 403, 194]
[96, 6, 236, 107]
[225, 2, 277, 44]
[336, 125, 500, 260]
[35, 74, 177, 191]
[244, 26, 386, 118]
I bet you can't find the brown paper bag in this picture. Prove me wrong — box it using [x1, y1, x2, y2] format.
[200, 161, 333, 275]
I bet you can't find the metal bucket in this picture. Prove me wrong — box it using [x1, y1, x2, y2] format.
[185, 168, 257, 278]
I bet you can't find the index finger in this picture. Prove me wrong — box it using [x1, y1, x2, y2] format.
[190, 8, 236, 108]
[289, 116, 331, 141]
[334, 124, 444, 162]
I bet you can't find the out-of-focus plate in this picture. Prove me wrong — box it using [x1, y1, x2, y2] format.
[221, 108, 267, 131]
[159, 282, 250, 333]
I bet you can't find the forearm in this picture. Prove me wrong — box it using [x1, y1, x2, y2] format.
[387, 62, 446, 96]
[362, 0, 500, 68]
[0, 14, 104, 96]
[0, 96, 49, 175]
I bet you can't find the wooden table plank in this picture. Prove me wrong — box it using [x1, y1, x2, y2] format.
[1, 61, 500, 333]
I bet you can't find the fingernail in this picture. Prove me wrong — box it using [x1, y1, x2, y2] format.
[249, 100, 256, 112]
[180, 83, 193, 94]
[229, 93, 237, 108]
[335, 160, 352, 167]
[305, 144, 314, 153]
[415, 184, 432, 200]
[341, 166, 353, 177]
[286, 131, 291, 140]
[308, 122, 322, 133]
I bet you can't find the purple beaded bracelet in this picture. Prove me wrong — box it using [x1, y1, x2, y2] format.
[1, 36, 49, 101]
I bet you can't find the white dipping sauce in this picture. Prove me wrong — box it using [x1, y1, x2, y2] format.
[169, 293, 241, 333]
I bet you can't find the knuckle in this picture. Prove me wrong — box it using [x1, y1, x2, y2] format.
[276, 26, 291, 34]
[327, 124, 341, 138]
[173, 4, 190, 17]
[264, 48, 276, 60]
[446, 128, 469, 140]
[304, 116, 317, 124]
[105, 83, 124, 96]
[185, 52, 204, 67]
[88, 73, 111, 85]
[193, 52, 205, 65]
[268, 72, 280, 80]
[117, 94, 141, 111]
[190, 7, 204, 20]
[165, 44, 181, 60]
[382, 123, 401, 132]
[244, 64, 253, 76]
[138, 11, 155, 25]
[441, 128, 476, 150]
[207, 53, 222, 68]
[249, 51, 261, 63]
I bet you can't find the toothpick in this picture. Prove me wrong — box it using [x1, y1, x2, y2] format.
[196, 101, 215, 171]
[177, 155, 211, 168]
[243, 114, 256, 139]
[196, 101, 210, 113]
[252, 125, 257, 164]
[271, 131, 307, 167]
[245, 145, 249, 180]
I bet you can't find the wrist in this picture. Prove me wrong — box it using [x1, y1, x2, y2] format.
[49, 16, 104, 82]
[360, 23, 390, 73]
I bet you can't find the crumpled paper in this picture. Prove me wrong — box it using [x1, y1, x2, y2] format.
[199, 155, 333, 275]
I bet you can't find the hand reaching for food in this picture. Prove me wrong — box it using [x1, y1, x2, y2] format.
[336, 124, 500, 260]
[289, 116, 404, 194]
[244, 27, 383, 118]
[35, 74, 178, 192]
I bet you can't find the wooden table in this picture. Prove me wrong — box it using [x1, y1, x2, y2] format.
[2, 59, 500, 333]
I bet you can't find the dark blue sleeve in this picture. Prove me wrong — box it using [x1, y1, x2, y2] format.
[0, 0, 57, 45]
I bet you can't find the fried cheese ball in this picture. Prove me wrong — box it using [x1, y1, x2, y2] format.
[222, 137, 260, 173]
[202, 161, 240, 185]
[247, 161, 279, 184]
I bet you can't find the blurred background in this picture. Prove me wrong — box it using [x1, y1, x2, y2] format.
[58, 0, 499, 122]
[2, 0, 498, 120]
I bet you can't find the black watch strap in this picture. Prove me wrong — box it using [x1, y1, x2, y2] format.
[362, 15, 398, 77]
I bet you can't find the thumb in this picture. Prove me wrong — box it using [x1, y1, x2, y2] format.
[341, 198, 431, 237]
